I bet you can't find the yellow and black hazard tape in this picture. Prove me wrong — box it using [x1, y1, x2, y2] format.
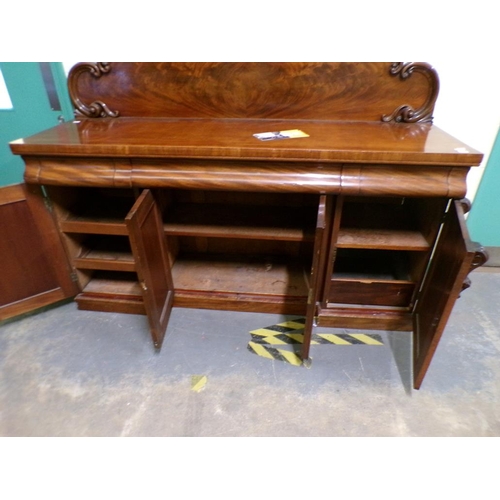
[247, 341, 303, 366]
[250, 332, 383, 346]
[249, 318, 306, 338]
[247, 318, 383, 366]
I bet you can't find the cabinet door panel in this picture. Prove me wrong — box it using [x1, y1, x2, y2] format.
[0, 184, 78, 321]
[302, 194, 333, 360]
[126, 189, 174, 349]
[413, 200, 475, 389]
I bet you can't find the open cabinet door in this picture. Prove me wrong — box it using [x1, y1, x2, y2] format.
[126, 189, 174, 349]
[0, 184, 79, 321]
[413, 200, 479, 389]
[301, 194, 333, 362]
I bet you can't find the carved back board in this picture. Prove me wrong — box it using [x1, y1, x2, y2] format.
[68, 62, 439, 123]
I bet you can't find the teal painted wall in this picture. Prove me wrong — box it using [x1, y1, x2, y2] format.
[467, 126, 500, 246]
[0, 63, 73, 187]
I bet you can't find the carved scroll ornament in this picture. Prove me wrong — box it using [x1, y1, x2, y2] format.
[382, 62, 440, 124]
[68, 62, 120, 118]
[67, 62, 440, 122]
[461, 244, 489, 294]
[457, 198, 489, 294]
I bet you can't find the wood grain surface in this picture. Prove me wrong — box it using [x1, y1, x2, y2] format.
[66, 62, 435, 121]
[12, 119, 482, 166]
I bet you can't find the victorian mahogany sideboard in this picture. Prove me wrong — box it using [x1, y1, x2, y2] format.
[2, 62, 487, 389]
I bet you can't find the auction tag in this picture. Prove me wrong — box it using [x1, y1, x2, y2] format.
[253, 129, 309, 141]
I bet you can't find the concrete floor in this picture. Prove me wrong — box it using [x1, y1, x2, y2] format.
[1, 268, 499, 437]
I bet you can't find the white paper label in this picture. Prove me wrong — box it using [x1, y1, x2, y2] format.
[253, 129, 309, 141]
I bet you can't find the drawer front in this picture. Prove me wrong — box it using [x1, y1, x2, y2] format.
[328, 280, 415, 307]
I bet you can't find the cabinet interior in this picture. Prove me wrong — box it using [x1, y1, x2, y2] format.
[47, 187, 320, 315]
[46, 186, 450, 316]
[325, 196, 447, 309]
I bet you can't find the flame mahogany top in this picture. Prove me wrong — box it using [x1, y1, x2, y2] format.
[10, 63, 482, 196]
[11, 118, 481, 166]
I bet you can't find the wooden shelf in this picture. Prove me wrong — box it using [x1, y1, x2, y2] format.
[62, 198, 318, 239]
[59, 191, 134, 235]
[164, 203, 316, 241]
[337, 228, 430, 251]
[76, 255, 311, 316]
[171, 253, 309, 314]
[172, 253, 310, 297]
[73, 236, 135, 272]
[78, 253, 312, 298]
[61, 217, 128, 235]
[81, 271, 141, 294]
[337, 199, 430, 251]
[76, 271, 145, 315]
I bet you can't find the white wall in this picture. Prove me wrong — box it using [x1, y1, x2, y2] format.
[62, 62, 78, 76]
[0, 68, 13, 109]
[431, 61, 500, 201]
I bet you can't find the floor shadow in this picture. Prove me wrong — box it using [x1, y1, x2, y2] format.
[387, 331, 413, 395]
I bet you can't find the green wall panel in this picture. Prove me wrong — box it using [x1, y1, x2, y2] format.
[467, 126, 500, 246]
[0, 63, 73, 187]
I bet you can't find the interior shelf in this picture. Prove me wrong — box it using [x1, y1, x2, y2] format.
[337, 228, 429, 251]
[75, 271, 145, 315]
[171, 253, 310, 297]
[80, 271, 141, 295]
[57, 188, 134, 235]
[76, 253, 311, 315]
[73, 236, 135, 272]
[169, 252, 310, 314]
[61, 217, 129, 236]
[163, 203, 316, 241]
[337, 199, 431, 251]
